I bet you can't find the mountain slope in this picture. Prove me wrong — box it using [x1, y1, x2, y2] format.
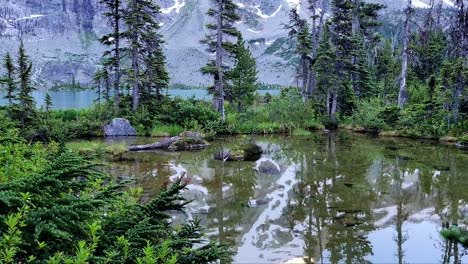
[0, 0, 456, 88]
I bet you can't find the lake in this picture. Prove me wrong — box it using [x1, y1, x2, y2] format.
[0, 89, 280, 109]
[82, 132, 468, 263]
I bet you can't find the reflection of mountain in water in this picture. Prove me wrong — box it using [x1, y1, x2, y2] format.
[98, 132, 468, 263]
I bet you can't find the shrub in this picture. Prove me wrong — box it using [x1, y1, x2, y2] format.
[150, 124, 184, 137]
[353, 99, 386, 131]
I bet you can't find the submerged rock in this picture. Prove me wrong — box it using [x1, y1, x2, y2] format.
[104, 118, 137, 136]
[213, 143, 263, 162]
[256, 159, 281, 174]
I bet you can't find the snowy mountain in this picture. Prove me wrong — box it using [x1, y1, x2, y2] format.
[0, 0, 457, 88]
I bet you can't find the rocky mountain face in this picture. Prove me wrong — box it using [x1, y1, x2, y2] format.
[0, 0, 456, 88]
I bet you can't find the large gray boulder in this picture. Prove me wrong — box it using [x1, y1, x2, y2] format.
[104, 118, 137, 136]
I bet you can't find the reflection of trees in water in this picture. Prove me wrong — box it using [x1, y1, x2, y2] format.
[286, 133, 378, 263]
[107, 134, 468, 263]
[432, 151, 468, 264]
[202, 156, 257, 263]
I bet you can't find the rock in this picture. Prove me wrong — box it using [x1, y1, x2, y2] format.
[214, 149, 231, 161]
[213, 143, 263, 162]
[256, 159, 281, 174]
[243, 143, 263, 161]
[104, 118, 137, 136]
[456, 143, 468, 149]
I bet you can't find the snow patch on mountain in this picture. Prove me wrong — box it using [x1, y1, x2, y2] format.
[254, 4, 282, 19]
[442, 0, 454, 7]
[161, 0, 186, 14]
[412, 0, 430, 8]
[13, 14, 45, 21]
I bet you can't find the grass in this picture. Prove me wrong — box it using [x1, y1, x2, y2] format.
[66, 141, 128, 158]
[150, 124, 184, 137]
[292, 128, 312, 136]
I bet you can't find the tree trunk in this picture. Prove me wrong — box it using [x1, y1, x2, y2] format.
[351, 0, 360, 95]
[129, 136, 180, 151]
[114, 0, 121, 108]
[301, 55, 308, 100]
[398, 0, 412, 109]
[331, 88, 337, 124]
[215, 0, 225, 122]
[131, 0, 139, 111]
[307, 0, 327, 99]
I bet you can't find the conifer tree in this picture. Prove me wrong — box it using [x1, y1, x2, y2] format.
[123, 0, 164, 111]
[314, 22, 337, 116]
[201, 0, 241, 121]
[44, 92, 52, 112]
[142, 25, 170, 101]
[307, 0, 328, 98]
[99, 0, 123, 108]
[1, 53, 16, 108]
[17, 41, 36, 125]
[227, 36, 258, 112]
[286, 8, 312, 100]
[330, 0, 354, 123]
[375, 39, 398, 102]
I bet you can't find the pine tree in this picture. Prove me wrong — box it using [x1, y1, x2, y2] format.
[350, 1, 384, 97]
[375, 39, 398, 103]
[17, 41, 36, 125]
[201, 0, 241, 121]
[99, 0, 123, 108]
[123, 0, 165, 111]
[314, 22, 337, 116]
[330, 0, 354, 124]
[142, 24, 170, 102]
[44, 92, 52, 112]
[1, 53, 16, 108]
[227, 35, 258, 112]
[286, 8, 313, 100]
[307, 0, 329, 98]
[446, 0, 467, 123]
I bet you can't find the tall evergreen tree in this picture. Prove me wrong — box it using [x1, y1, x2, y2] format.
[314, 22, 338, 117]
[227, 36, 258, 112]
[350, 1, 384, 97]
[201, 0, 241, 121]
[44, 92, 52, 112]
[99, 0, 123, 108]
[330, 0, 354, 123]
[375, 39, 398, 103]
[286, 8, 312, 100]
[123, 0, 165, 111]
[142, 24, 170, 102]
[1, 53, 16, 108]
[307, 0, 329, 99]
[17, 41, 36, 125]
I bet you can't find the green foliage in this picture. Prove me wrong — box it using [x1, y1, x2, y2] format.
[352, 99, 387, 131]
[222, 87, 322, 134]
[292, 128, 312, 136]
[0, 149, 229, 263]
[226, 35, 258, 112]
[150, 124, 184, 137]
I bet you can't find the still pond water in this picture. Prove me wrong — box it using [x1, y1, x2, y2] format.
[0, 89, 279, 109]
[89, 132, 467, 263]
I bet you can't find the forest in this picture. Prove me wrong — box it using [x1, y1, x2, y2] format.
[0, 0, 467, 263]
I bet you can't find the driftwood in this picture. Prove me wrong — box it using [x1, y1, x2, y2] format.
[129, 136, 180, 151]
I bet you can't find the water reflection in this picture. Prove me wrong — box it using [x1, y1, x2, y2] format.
[95, 132, 467, 263]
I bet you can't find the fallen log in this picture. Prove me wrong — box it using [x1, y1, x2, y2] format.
[129, 136, 180, 151]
